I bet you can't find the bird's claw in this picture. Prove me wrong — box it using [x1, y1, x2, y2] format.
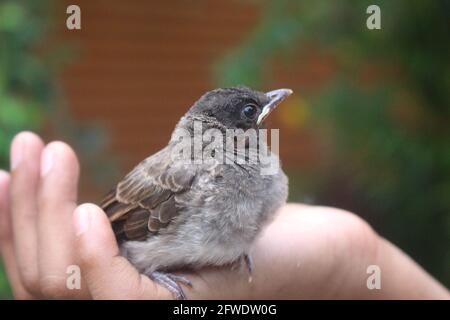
[243, 254, 253, 275]
[147, 271, 192, 300]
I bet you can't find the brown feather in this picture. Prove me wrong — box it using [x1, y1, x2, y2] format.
[100, 147, 197, 243]
[123, 208, 151, 240]
[100, 189, 117, 209]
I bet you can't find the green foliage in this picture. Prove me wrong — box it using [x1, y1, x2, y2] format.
[215, 0, 302, 87]
[0, 0, 56, 298]
[0, 0, 116, 298]
[0, 0, 54, 297]
[0, 263, 9, 298]
[0, 0, 51, 168]
[216, 0, 450, 285]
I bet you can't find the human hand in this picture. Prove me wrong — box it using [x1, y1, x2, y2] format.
[0, 132, 448, 299]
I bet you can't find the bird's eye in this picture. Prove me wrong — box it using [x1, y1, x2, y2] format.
[242, 104, 258, 119]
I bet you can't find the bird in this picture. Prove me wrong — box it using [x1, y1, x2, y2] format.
[101, 86, 292, 299]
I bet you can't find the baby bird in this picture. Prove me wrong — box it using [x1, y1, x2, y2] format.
[101, 87, 292, 299]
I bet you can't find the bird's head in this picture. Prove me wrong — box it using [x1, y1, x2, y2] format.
[185, 86, 293, 130]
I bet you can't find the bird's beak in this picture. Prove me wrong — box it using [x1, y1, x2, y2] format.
[257, 88, 293, 125]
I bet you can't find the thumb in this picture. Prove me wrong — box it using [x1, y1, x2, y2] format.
[73, 203, 170, 299]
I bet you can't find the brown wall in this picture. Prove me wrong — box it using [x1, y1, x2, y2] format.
[58, 0, 334, 188]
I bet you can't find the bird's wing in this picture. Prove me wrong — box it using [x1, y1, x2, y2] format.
[101, 147, 197, 242]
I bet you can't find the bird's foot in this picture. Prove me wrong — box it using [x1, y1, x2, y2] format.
[147, 271, 192, 300]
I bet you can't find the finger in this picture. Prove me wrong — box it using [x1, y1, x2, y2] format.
[10, 132, 44, 295]
[73, 203, 171, 299]
[0, 170, 34, 299]
[37, 142, 89, 298]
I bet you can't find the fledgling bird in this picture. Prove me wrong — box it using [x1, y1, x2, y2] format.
[101, 86, 292, 299]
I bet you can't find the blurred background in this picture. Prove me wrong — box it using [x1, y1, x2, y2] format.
[0, 0, 449, 298]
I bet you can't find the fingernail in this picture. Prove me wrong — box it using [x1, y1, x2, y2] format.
[10, 135, 24, 171]
[41, 146, 54, 177]
[74, 205, 91, 236]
